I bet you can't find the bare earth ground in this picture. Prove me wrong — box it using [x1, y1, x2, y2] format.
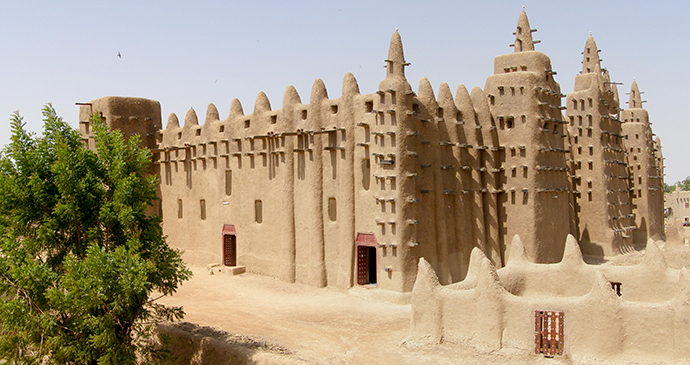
[158, 230, 690, 365]
[159, 267, 582, 365]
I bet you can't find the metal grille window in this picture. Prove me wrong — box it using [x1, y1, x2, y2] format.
[535, 311, 564, 356]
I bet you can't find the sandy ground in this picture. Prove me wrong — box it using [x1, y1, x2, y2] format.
[158, 231, 690, 365]
[160, 267, 599, 365]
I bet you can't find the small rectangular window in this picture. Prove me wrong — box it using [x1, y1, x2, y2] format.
[270, 115, 277, 124]
[225, 170, 232, 196]
[301, 110, 308, 120]
[328, 197, 337, 221]
[178, 199, 183, 219]
[365, 101, 373, 113]
[200, 199, 206, 220]
[255, 200, 263, 223]
[331, 105, 338, 114]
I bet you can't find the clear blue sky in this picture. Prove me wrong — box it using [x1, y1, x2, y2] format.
[0, 1, 687, 183]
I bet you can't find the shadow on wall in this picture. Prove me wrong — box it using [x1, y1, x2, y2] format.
[578, 227, 605, 257]
[634, 217, 649, 245]
[157, 322, 311, 365]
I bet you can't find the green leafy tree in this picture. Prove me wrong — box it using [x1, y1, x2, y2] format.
[0, 105, 191, 364]
[665, 183, 676, 193]
[681, 176, 690, 191]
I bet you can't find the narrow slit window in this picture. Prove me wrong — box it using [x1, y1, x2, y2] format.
[255, 200, 263, 223]
[177, 199, 183, 219]
[328, 197, 337, 221]
[200, 199, 206, 220]
[225, 170, 232, 196]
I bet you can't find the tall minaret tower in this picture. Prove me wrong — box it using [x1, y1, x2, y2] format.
[484, 10, 569, 263]
[566, 35, 634, 256]
[621, 80, 664, 243]
[363, 31, 422, 292]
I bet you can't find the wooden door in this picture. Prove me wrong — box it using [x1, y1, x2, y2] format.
[357, 245, 368, 285]
[223, 234, 236, 266]
[535, 311, 564, 356]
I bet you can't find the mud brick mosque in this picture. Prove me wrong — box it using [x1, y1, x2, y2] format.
[79, 10, 664, 294]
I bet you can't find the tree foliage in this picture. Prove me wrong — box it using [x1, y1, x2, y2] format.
[665, 183, 676, 193]
[0, 105, 191, 364]
[666, 176, 690, 193]
[681, 176, 690, 191]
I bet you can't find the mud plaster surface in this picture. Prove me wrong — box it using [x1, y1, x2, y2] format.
[159, 255, 690, 365]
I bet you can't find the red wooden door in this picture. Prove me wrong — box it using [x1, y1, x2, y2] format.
[223, 235, 236, 266]
[357, 245, 368, 285]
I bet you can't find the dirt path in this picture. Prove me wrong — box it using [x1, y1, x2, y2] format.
[159, 268, 412, 364]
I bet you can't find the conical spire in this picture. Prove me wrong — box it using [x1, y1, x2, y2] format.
[282, 85, 302, 108]
[437, 82, 455, 110]
[184, 108, 198, 127]
[205, 103, 219, 124]
[342, 72, 360, 96]
[166, 112, 179, 129]
[417, 77, 436, 107]
[253, 91, 271, 114]
[629, 80, 642, 109]
[310, 78, 328, 102]
[228, 98, 244, 118]
[385, 30, 407, 77]
[513, 10, 535, 52]
[582, 35, 601, 74]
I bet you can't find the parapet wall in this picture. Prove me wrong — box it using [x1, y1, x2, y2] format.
[407, 235, 690, 362]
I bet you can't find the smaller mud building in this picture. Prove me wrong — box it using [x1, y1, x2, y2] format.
[79, 11, 664, 294]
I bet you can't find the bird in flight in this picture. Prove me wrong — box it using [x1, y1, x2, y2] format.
[117, 52, 121, 58]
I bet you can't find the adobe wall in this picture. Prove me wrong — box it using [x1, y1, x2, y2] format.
[78, 96, 162, 151]
[407, 235, 690, 362]
[666, 190, 690, 225]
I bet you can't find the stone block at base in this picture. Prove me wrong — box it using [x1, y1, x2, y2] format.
[207, 263, 246, 276]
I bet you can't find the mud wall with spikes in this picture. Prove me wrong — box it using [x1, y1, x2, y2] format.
[78, 10, 667, 295]
[407, 234, 690, 361]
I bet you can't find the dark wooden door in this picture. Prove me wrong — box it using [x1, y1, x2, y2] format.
[223, 234, 236, 266]
[357, 245, 368, 285]
[535, 311, 564, 356]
